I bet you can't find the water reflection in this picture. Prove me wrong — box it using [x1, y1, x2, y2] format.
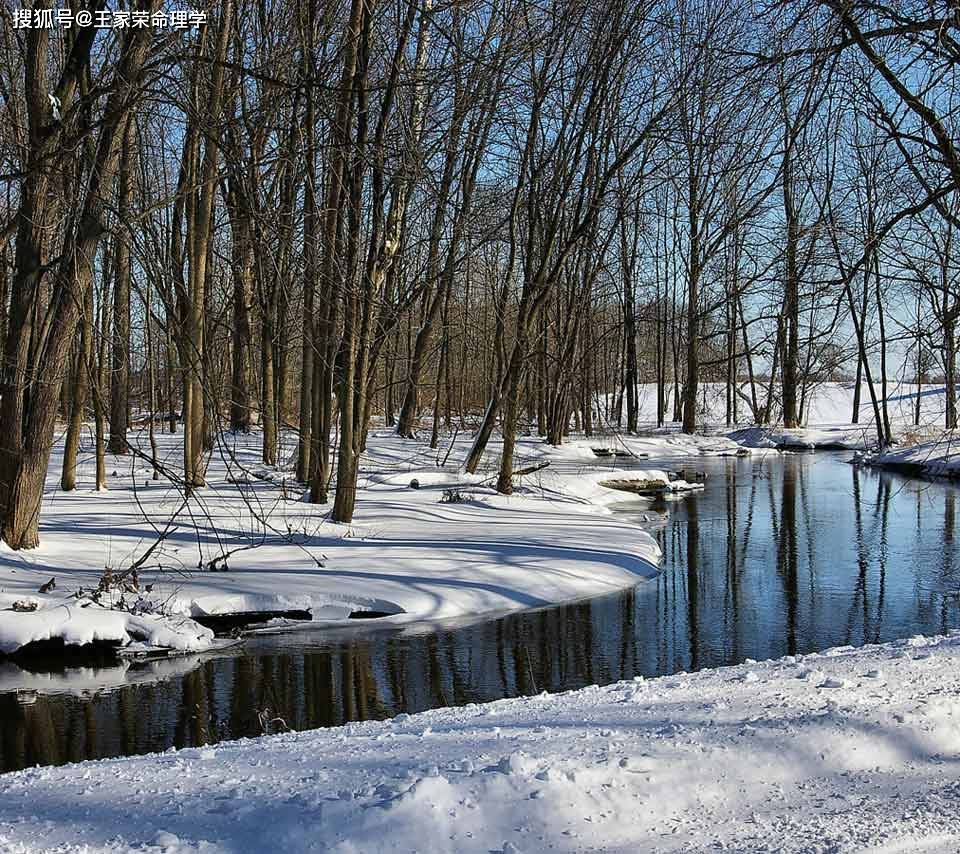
[633, 453, 960, 674]
[3, 454, 959, 773]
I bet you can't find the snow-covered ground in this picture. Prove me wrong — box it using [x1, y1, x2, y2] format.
[4, 632, 960, 853]
[630, 380, 952, 450]
[728, 422, 876, 450]
[632, 380, 950, 431]
[4, 396, 960, 851]
[0, 427, 747, 655]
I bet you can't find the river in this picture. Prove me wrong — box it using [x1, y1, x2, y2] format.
[2, 451, 958, 772]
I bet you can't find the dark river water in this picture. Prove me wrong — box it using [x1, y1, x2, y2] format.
[3, 452, 959, 773]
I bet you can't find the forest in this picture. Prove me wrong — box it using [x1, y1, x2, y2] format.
[1, 0, 959, 550]
[7, 5, 960, 851]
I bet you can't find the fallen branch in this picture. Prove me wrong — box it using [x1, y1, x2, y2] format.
[512, 461, 550, 477]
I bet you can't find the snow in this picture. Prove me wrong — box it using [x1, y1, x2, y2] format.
[629, 380, 952, 433]
[855, 431, 960, 478]
[704, 382, 960, 471]
[626, 381, 952, 450]
[0, 596, 213, 655]
[2, 396, 959, 849]
[0, 427, 731, 654]
[729, 422, 875, 450]
[532, 468, 703, 509]
[5, 632, 960, 852]
[4, 380, 956, 656]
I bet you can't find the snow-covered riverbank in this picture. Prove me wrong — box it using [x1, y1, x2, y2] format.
[853, 432, 960, 479]
[6, 384, 960, 657]
[0, 428, 739, 656]
[4, 631, 960, 853]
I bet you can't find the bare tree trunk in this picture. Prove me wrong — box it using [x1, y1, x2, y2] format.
[297, 6, 318, 480]
[946, 320, 957, 430]
[621, 211, 639, 433]
[429, 288, 450, 450]
[781, 138, 800, 428]
[184, 0, 233, 491]
[331, 0, 373, 523]
[681, 220, 701, 433]
[870, 214, 891, 442]
[261, 297, 277, 465]
[228, 214, 253, 432]
[165, 323, 177, 434]
[310, 0, 366, 506]
[145, 274, 159, 479]
[96, 261, 111, 492]
[61, 287, 94, 491]
[108, 116, 135, 454]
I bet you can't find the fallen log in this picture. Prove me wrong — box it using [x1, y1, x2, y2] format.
[599, 478, 670, 496]
[600, 476, 706, 497]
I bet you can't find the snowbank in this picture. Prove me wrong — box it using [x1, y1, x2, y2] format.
[0, 428, 705, 654]
[614, 381, 957, 451]
[730, 423, 875, 450]
[536, 430, 750, 459]
[629, 380, 954, 430]
[855, 431, 960, 479]
[4, 632, 960, 852]
[529, 468, 701, 510]
[0, 593, 212, 655]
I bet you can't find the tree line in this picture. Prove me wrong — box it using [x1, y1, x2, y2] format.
[1, 0, 959, 548]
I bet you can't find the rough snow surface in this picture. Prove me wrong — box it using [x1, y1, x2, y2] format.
[1, 382, 955, 652]
[4, 633, 960, 852]
[656, 381, 951, 450]
[730, 423, 875, 450]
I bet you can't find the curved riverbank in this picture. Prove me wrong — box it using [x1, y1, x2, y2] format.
[2, 428, 709, 657]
